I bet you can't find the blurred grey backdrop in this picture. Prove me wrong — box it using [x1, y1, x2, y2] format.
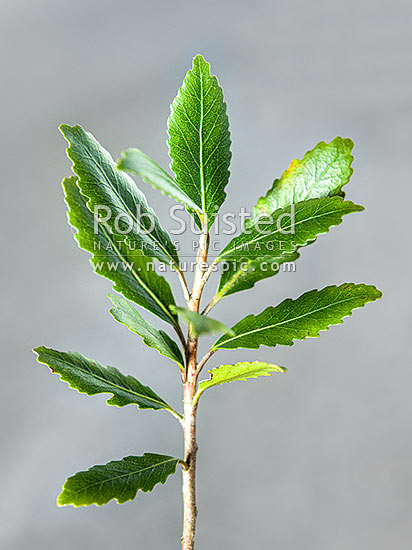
[1, 0, 411, 548]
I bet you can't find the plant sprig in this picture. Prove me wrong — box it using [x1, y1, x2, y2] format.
[34, 54, 382, 550]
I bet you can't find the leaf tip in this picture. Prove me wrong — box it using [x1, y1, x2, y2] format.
[58, 123, 72, 137]
[193, 53, 208, 65]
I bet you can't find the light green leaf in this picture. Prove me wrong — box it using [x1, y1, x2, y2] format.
[63, 176, 178, 327]
[213, 283, 382, 350]
[57, 454, 180, 507]
[168, 54, 231, 227]
[117, 148, 200, 213]
[60, 124, 179, 267]
[254, 137, 354, 217]
[195, 361, 286, 402]
[109, 294, 184, 370]
[34, 347, 180, 418]
[217, 197, 363, 263]
[170, 306, 234, 337]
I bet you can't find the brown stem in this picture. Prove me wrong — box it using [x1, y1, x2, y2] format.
[176, 266, 191, 303]
[181, 358, 198, 550]
[181, 223, 209, 550]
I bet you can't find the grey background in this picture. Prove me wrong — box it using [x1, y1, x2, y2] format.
[1, 0, 411, 548]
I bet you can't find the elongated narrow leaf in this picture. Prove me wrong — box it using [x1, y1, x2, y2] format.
[216, 139, 354, 299]
[109, 294, 184, 369]
[254, 137, 354, 217]
[168, 54, 231, 227]
[171, 306, 233, 336]
[217, 197, 363, 262]
[213, 283, 382, 350]
[117, 148, 200, 213]
[34, 347, 178, 416]
[60, 124, 179, 267]
[196, 361, 286, 400]
[63, 176, 178, 327]
[58, 454, 180, 507]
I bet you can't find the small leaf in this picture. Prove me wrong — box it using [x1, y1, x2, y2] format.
[168, 54, 231, 227]
[117, 148, 200, 213]
[60, 124, 179, 267]
[170, 306, 234, 336]
[216, 251, 300, 299]
[109, 294, 184, 370]
[254, 137, 354, 217]
[213, 283, 382, 350]
[217, 197, 363, 262]
[57, 454, 180, 507]
[63, 176, 178, 327]
[195, 361, 286, 401]
[34, 347, 179, 416]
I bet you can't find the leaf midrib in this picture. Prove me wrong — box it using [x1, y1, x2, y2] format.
[111, 308, 183, 367]
[301, 148, 342, 201]
[199, 67, 206, 213]
[219, 201, 354, 260]
[65, 457, 177, 497]
[99, 222, 177, 328]
[214, 293, 362, 348]
[201, 367, 278, 389]
[70, 134, 177, 268]
[53, 354, 168, 409]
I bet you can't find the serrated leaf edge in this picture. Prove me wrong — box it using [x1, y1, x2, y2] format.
[218, 198, 364, 262]
[167, 54, 232, 227]
[108, 293, 185, 370]
[33, 346, 181, 419]
[117, 148, 201, 213]
[255, 137, 355, 215]
[212, 283, 382, 350]
[62, 176, 179, 328]
[57, 454, 180, 507]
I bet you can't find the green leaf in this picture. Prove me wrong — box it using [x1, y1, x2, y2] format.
[216, 251, 300, 299]
[254, 137, 354, 218]
[217, 197, 363, 263]
[195, 361, 286, 402]
[167, 54, 231, 227]
[216, 139, 354, 300]
[212, 283, 382, 350]
[63, 176, 178, 327]
[60, 124, 179, 267]
[34, 347, 180, 417]
[170, 306, 234, 337]
[57, 454, 180, 507]
[109, 294, 184, 370]
[117, 148, 200, 213]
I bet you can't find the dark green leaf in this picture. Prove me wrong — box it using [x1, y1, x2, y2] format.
[168, 54, 231, 227]
[217, 198, 363, 263]
[60, 124, 179, 266]
[58, 454, 180, 507]
[213, 283, 382, 350]
[216, 251, 300, 299]
[171, 306, 233, 336]
[34, 347, 179, 417]
[63, 176, 178, 327]
[109, 294, 184, 369]
[117, 148, 200, 213]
